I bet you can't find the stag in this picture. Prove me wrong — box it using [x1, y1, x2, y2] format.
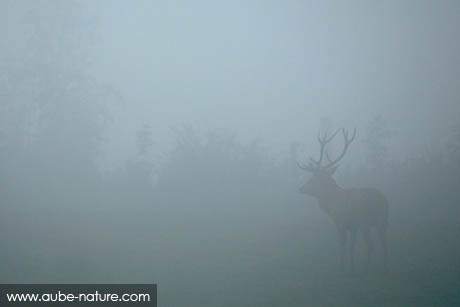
[298, 128, 388, 272]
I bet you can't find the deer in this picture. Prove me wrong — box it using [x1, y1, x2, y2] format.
[298, 128, 388, 272]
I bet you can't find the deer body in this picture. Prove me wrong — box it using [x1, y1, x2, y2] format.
[298, 128, 388, 272]
[317, 187, 388, 230]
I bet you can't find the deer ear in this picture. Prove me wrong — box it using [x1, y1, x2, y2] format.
[328, 165, 339, 175]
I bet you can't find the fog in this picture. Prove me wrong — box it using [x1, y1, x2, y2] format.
[1, 1, 459, 306]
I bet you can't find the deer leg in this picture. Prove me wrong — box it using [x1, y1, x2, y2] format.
[339, 229, 347, 272]
[362, 228, 373, 271]
[349, 229, 357, 273]
[378, 226, 388, 272]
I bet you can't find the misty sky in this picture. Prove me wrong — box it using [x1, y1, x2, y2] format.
[3, 0, 460, 166]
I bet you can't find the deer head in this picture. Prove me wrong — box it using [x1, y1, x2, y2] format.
[298, 128, 356, 197]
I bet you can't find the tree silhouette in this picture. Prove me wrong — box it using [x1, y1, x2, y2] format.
[363, 115, 394, 170]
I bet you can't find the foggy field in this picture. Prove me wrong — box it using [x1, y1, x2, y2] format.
[1, 1, 460, 306]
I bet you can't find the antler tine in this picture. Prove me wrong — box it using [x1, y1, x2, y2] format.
[297, 161, 316, 172]
[323, 128, 357, 169]
[342, 127, 356, 143]
[325, 151, 333, 164]
[310, 128, 341, 166]
[324, 128, 341, 143]
[347, 128, 357, 144]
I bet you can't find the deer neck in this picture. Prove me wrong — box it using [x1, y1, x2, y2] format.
[316, 183, 343, 214]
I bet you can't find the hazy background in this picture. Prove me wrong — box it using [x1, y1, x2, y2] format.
[1, 1, 459, 306]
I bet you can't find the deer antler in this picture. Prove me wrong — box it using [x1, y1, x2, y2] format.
[309, 129, 340, 167]
[296, 161, 317, 172]
[323, 128, 356, 169]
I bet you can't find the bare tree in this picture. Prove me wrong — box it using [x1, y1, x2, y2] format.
[363, 115, 394, 172]
[298, 128, 388, 272]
